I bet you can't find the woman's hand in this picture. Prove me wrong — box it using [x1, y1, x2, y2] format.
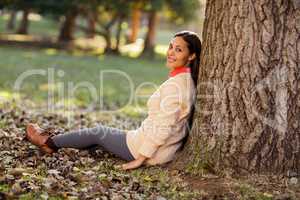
[122, 155, 147, 170]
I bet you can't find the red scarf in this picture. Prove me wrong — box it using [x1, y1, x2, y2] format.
[169, 66, 191, 77]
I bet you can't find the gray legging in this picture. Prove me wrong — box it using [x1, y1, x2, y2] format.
[51, 124, 135, 161]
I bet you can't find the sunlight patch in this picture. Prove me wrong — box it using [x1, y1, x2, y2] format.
[120, 105, 145, 118]
[28, 13, 42, 21]
[39, 83, 61, 91]
[155, 45, 168, 56]
[44, 48, 58, 56]
[120, 38, 144, 58]
[0, 91, 20, 102]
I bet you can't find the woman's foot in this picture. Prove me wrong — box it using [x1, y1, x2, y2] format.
[26, 123, 54, 154]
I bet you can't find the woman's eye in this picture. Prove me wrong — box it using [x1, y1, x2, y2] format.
[175, 48, 182, 52]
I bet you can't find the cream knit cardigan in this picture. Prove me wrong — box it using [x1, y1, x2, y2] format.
[126, 73, 196, 165]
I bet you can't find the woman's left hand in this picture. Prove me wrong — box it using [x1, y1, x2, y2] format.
[122, 155, 147, 170]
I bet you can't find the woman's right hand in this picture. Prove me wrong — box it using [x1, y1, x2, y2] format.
[122, 155, 147, 170]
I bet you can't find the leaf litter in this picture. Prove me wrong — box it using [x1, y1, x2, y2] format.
[0, 102, 199, 200]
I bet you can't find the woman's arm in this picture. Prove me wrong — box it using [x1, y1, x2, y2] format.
[122, 155, 148, 170]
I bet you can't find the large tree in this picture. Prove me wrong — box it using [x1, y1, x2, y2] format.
[174, 0, 300, 175]
[2, 0, 37, 35]
[140, 8, 159, 58]
[128, 3, 142, 43]
[16, 8, 30, 34]
[58, 7, 78, 41]
[6, 10, 16, 31]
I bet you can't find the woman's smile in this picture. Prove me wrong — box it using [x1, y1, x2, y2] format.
[167, 56, 176, 63]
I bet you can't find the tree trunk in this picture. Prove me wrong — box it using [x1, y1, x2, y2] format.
[86, 11, 96, 38]
[6, 10, 16, 31]
[173, 0, 300, 175]
[104, 30, 113, 53]
[16, 9, 29, 34]
[140, 10, 158, 58]
[129, 6, 141, 43]
[103, 15, 119, 54]
[114, 15, 125, 54]
[58, 9, 78, 42]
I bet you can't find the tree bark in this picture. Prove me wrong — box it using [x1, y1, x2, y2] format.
[103, 15, 119, 53]
[16, 9, 30, 34]
[114, 15, 126, 54]
[58, 9, 78, 42]
[104, 31, 113, 53]
[173, 0, 300, 175]
[6, 10, 16, 31]
[140, 10, 158, 58]
[86, 11, 96, 38]
[129, 6, 141, 43]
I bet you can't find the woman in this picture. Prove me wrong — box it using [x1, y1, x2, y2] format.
[26, 30, 201, 170]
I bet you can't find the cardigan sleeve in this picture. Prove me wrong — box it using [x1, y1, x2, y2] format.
[138, 81, 182, 158]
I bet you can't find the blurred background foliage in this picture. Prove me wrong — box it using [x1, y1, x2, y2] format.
[0, 0, 206, 115]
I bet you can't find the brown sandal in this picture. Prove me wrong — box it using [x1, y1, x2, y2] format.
[26, 123, 55, 154]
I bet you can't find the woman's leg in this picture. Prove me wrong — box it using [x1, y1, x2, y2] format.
[48, 124, 135, 161]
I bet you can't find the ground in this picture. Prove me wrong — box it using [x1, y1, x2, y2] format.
[1, 103, 299, 200]
[0, 103, 200, 199]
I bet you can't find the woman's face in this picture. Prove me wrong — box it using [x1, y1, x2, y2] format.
[166, 36, 195, 70]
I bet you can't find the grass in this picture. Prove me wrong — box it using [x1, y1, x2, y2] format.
[236, 183, 274, 200]
[0, 184, 9, 193]
[0, 46, 168, 111]
[0, 12, 175, 112]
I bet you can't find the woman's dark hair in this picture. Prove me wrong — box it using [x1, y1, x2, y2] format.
[174, 30, 202, 150]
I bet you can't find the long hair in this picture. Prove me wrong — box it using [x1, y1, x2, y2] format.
[174, 31, 202, 150]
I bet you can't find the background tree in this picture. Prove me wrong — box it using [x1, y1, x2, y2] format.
[85, 10, 97, 38]
[87, 0, 132, 53]
[58, 7, 79, 41]
[2, 0, 37, 34]
[13, 0, 85, 42]
[35, 0, 82, 42]
[128, 2, 142, 43]
[0, 1, 15, 31]
[139, 0, 163, 58]
[140, 0, 200, 58]
[0, 0, 201, 54]
[166, 0, 202, 25]
[16, 7, 30, 34]
[0, 0, 78, 37]
[36, 0, 133, 50]
[173, 0, 300, 175]
[6, 10, 16, 30]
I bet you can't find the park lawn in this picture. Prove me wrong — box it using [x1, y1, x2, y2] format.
[0, 46, 168, 115]
[0, 13, 173, 112]
[0, 14, 174, 113]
